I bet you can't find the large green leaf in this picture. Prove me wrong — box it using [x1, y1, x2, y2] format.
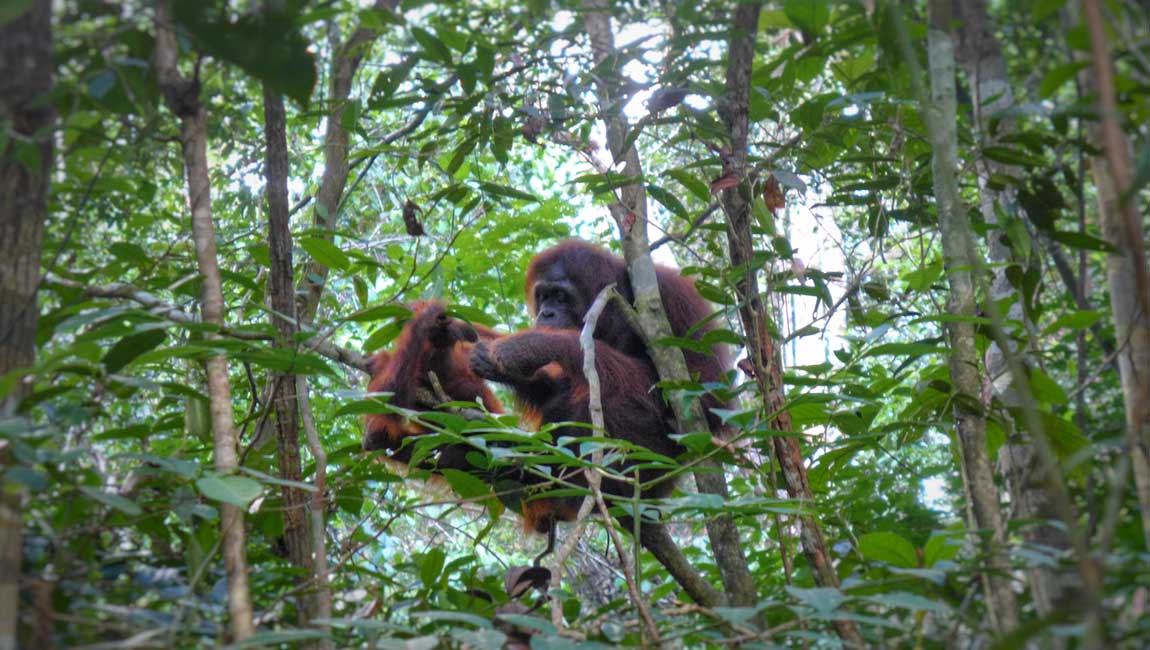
[196, 474, 263, 508]
[300, 237, 350, 271]
[103, 329, 168, 374]
[858, 531, 918, 568]
[79, 486, 143, 516]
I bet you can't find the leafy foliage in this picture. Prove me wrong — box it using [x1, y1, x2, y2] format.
[5, 0, 1150, 647]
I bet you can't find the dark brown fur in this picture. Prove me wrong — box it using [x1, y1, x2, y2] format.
[472, 240, 732, 533]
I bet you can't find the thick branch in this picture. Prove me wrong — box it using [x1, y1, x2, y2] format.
[953, 0, 1089, 621]
[579, 286, 660, 641]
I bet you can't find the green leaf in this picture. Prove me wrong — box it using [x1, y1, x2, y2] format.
[364, 322, 405, 352]
[185, 396, 212, 441]
[1042, 309, 1100, 335]
[981, 145, 1042, 167]
[1032, 0, 1067, 23]
[478, 181, 539, 202]
[412, 610, 492, 628]
[647, 184, 688, 219]
[858, 531, 918, 568]
[1027, 368, 1068, 405]
[0, 1, 35, 28]
[300, 237, 350, 271]
[441, 468, 493, 502]
[4, 467, 48, 491]
[103, 329, 168, 374]
[419, 547, 446, 588]
[863, 342, 946, 358]
[832, 45, 876, 83]
[109, 241, 149, 264]
[666, 169, 710, 203]
[79, 486, 143, 516]
[238, 467, 318, 492]
[234, 630, 331, 647]
[446, 137, 477, 176]
[196, 475, 263, 508]
[784, 0, 830, 35]
[1017, 411, 1088, 459]
[1039, 61, 1089, 98]
[902, 258, 943, 291]
[1049, 230, 1117, 253]
[786, 586, 845, 613]
[349, 303, 412, 323]
[862, 592, 951, 614]
[923, 533, 962, 567]
[411, 26, 453, 66]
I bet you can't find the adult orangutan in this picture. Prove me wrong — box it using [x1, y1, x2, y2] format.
[469, 240, 732, 532]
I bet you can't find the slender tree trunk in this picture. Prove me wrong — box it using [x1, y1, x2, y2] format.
[297, 377, 333, 644]
[0, 3, 53, 648]
[717, 6, 865, 646]
[262, 86, 328, 646]
[1080, 0, 1150, 550]
[154, 2, 255, 639]
[297, 0, 399, 324]
[581, 0, 757, 608]
[952, 0, 1083, 618]
[924, 0, 1020, 634]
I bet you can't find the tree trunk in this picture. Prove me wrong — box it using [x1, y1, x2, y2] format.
[1079, 0, 1150, 551]
[0, 3, 53, 648]
[581, 0, 758, 609]
[154, 2, 255, 639]
[297, 0, 399, 325]
[263, 86, 328, 646]
[717, 5, 865, 647]
[924, 0, 1020, 634]
[952, 0, 1083, 618]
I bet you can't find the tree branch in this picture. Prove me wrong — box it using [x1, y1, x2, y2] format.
[45, 273, 371, 374]
[297, 0, 402, 325]
[716, 4, 864, 645]
[581, 0, 756, 608]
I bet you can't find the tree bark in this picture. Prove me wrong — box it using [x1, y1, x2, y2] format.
[0, 2, 53, 648]
[154, 2, 255, 639]
[297, 377, 334, 647]
[581, 0, 757, 609]
[297, 0, 400, 325]
[717, 6, 864, 647]
[1079, 0, 1150, 551]
[952, 0, 1083, 619]
[924, 0, 1020, 634]
[263, 86, 328, 646]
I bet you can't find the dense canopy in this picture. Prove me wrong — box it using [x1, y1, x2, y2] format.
[1, 0, 1149, 648]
